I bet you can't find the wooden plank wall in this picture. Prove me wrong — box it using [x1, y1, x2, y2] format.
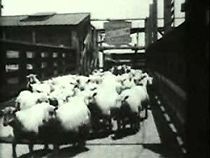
[0, 40, 77, 102]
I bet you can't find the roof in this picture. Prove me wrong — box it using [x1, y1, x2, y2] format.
[0, 12, 90, 27]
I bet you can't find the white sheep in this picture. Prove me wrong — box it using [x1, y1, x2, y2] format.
[88, 78, 122, 132]
[15, 90, 48, 110]
[1, 103, 55, 156]
[44, 93, 92, 149]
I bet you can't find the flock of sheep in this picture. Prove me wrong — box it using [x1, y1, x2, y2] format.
[0, 65, 153, 156]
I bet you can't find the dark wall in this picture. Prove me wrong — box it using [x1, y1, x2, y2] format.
[35, 26, 72, 47]
[146, 0, 209, 157]
[185, 0, 209, 158]
[146, 23, 187, 91]
[3, 27, 33, 43]
[1, 26, 73, 47]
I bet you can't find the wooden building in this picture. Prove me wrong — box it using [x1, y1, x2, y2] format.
[0, 12, 97, 101]
[0, 12, 95, 73]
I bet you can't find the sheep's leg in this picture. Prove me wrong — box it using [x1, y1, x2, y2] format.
[77, 139, 86, 148]
[117, 119, 121, 131]
[108, 118, 112, 131]
[135, 117, 140, 131]
[44, 144, 49, 151]
[28, 143, 33, 153]
[12, 142, 17, 158]
[144, 104, 148, 119]
[53, 144, 59, 152]
[122, 119, 126, 129]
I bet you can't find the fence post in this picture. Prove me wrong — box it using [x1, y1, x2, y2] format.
[19, 50, 27, 84]
[34, 51, 42, 79]
[0, 48, 6, 87]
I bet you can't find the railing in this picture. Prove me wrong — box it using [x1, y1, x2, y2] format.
[103, 53, 146, 70]
[0, 39, 77, 101]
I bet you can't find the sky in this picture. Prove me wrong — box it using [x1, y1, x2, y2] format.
[1, 0, 185, 65]
[1, 0, 185, 19]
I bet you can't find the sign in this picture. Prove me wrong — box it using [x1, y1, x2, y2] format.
[104, 20, 131, 45]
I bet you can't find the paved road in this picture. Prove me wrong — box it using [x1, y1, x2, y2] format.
[0, 95, 185, 158]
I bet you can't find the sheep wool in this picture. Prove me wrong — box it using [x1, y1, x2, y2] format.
[15, 103, 55, 133]
[56, 95, 91, 132]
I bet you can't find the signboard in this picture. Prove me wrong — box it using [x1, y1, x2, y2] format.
[104, 20, 132, 45]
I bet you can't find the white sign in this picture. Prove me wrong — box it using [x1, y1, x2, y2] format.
[104, 21, 131, 45]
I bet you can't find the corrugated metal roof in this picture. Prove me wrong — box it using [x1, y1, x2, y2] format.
[0, 12, 90, 26]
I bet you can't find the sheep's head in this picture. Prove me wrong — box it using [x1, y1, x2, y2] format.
[84, 91, 97, 106]
[42, 106, 57, 124]
[26, 74, 39, 84]
[1, 106, 17, 127]
[48, 97, 59, 107]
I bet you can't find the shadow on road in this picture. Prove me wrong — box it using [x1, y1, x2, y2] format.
[149, 92, 185, 158]
[18, 146, 89, 158]
[143, 143, 184, 158]
[18, 149, 52, 158]
[111, 128, 138, 140]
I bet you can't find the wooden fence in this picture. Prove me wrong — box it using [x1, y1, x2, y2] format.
[103, 53, 146, 70]
[0, 39, 77, 101]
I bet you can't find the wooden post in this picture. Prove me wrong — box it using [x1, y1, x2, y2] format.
[34, 51, 41, 78]
[0, 0, 2, 16]
[136, 32, 139, 46]
[71, 30, 80, 74]
[32, 30, 36, 44]
[2, 31, 6, 40]
[152, 0, 158, 42]
[19, 50, 27, 84]
[164, 0, 175, 34]
[0, 48, 6, 87]
[145, 18, 149, 48]
[149, 4, 154, 43]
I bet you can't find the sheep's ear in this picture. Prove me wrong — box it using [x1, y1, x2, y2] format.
[92, 87, 97, 91]
[124, 95, 129, 100]
[0, 109, 5, 116]
[54, 107, 58, 111]
[74, 84, 79, 89]
[12, 107, 18, 114]
[138, 83, 143, 86]
[92, 92, 97, 97]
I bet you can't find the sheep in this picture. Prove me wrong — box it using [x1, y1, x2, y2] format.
[114, 71, 152, 131]
[26, 74, 40, 85]
[43, 93, 92, 149]
[115, 88, 142, 131]
[15, 90, 49, 110]
[47, 83, 76, 107]
[88, 79, 122, 132]
[28, 82, 53, 95]
[1, 103, 55, 156]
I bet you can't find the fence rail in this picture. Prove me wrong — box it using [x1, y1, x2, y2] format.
[0, 39, 77, 101]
